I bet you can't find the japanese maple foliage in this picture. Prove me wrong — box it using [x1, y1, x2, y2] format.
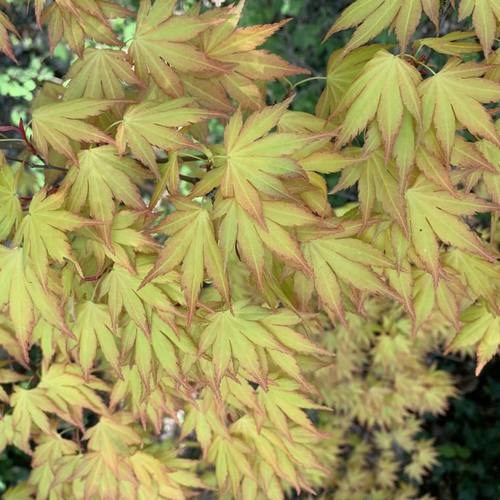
[0, 0, 499, 499]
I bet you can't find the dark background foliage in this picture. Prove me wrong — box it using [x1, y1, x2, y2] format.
[0, 0, 499, 498]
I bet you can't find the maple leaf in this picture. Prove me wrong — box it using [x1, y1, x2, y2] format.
[316, 44, 389, 119]
[0, 11, 20, 63]
[140, 196, 230, 323]
[64, 146, 150, 248]
[37, 364, 108, 429]
[81, 210, 160, 273]
[443, 249, 500, 313]
[30, 433, 79, 500]
[458, 0, 500, 56]
[206, 434, 256, 495]
[191, 99, 324, 225]
[413, 31, 483, 57]
[188, 0, 307, 111]
[419, 59, 500, 162]
[0, 162, 22, 241]
[0, 247, 71, 359]
[446, 304, 500, 375]
[13, 188, 100, 284]
[84, 412, 142, 471]
[31, 98, 116, 165]
[215, 198, 314, 290]
[256, 378, 327, 443]
[333, 49, 421, 157]
[324, 0, 440, 54]
[98, 262, 178, 336]
[41, 1, 133, 56]
[298, 224, 400, 324]
[406, 175, 496, 283]
[10, 387, 58, 446]
[72, 301, 121, 381]
[64, 48, 144, 100]
[198, 301, 327, 390]
[331, 148, 408, 234]
[129, 0, 226, 97]
[116, 97, 222, 177]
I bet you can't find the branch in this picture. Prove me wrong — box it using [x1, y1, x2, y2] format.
[4, 155, 68, 173]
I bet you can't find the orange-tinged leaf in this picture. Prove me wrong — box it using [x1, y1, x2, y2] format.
[65, 47, 143, 100]
[116, 97, 221, 177]
[413, 31, 483, 56]
[458, 0, 500, 57]
[0, 162, 22, 242]
[446, 304, 500, 375]
[31, 99, 116, 165]
[300, 228, 399, 324]
[334, 50, 421, 156]
[130, 0, 226, 97]
[406, 175, 496, 283]
[316, 45, 389, 119]
[74, 301, 121, 380]
[0, 11, 20, 63]
[324, 0, 439, 54]
[13, 188, 99, 284]
[65, 146, 149, 248]
[419, 60, 500, 161]
[141, 196, 230, 322]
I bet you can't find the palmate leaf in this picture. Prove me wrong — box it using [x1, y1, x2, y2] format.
[41, 0, 132, 56]
[116, 97, 221, 177]
[0, 161, 22, 241]
[98, 260, 178, 337]
[316, 44, 390, 119]
[419, 59, 500, 162]
[298, 222, 400, 324]
[140, 196, 230, 323]
[31, 98, 116, 165]
[215, 198, 314, 290]
[413, 31, 483, 57]
[331, 148, 408, 234]
[64, 48, 144, 100]
[72, 301, 121, 381]
[197, 301, 328, 390]
[406, 175, 496, 283]
[324, 0, 440, 54]
[64, 146, 150, 248]
[446, 304, 500, 375]
[256, 378, 327, 443]
[13, 188, 100, 284]
[81, 210, 160, 274]
[333, 50, 422, 157]
[0, 11, 19, 63]
[188, 0, 307, 111]
[191, 99, 325, 225]
[0, 247, 72, 359]
[129, 0, 226, 97]
[458, 0, 500, 56]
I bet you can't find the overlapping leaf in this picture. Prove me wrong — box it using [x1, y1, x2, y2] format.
[0, 161, 22, 241]
[0, 11, 19, 63]
[457, 0, 500, 56]
[406, 175, 496, 282]
[64, 48, 143, 100]
[129, 0, 225, 97]
[31, 99, 116, 165]
[191, 99, 324, 225]
[116, 97, 221, 177]
[419, 59, 500, 162]
[141, 196, 230, 322]
[324, 0, 440, 54]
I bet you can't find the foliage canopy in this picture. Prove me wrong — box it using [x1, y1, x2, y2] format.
[0, 0, 499, 498]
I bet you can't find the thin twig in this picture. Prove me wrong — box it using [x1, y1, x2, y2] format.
[4, 155, 68, 172]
